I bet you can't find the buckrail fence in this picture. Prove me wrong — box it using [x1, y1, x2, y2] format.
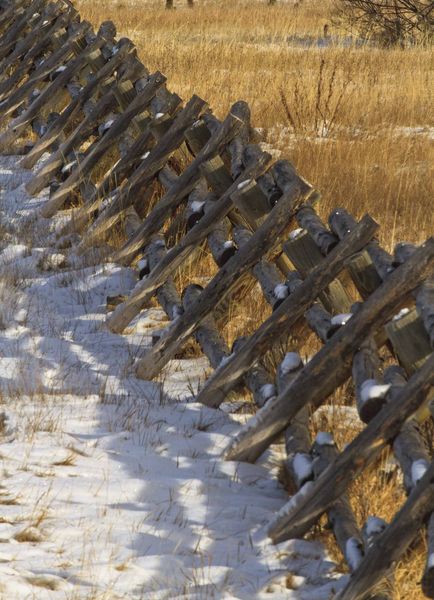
[0, 1, 433, 598]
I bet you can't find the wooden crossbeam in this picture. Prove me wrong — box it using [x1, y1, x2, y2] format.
[223, 236, 433, 463]
[39, 71, 166, 217]
[58, 90, 181, 236]
[133, 172, 315, 380]
[25, 75, 120, 195]
[0, 28, 116, 152]
[81, 101, 236, 257]
[0, 20, 92, 122]
[267, 352, 434, 544]
[0, 0, 46, 61]
[337, 459, 434, 600]
[0, 2, 65, 74]
[20, 39, 135, 169]
[105, 151, 271, 334]
[195, 216, 378, 409]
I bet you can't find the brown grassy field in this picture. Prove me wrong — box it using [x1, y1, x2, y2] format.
[76, 1, 432, 598]
[78, 0, 433, 248]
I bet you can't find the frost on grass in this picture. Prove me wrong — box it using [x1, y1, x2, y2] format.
[0, 156, 340, 598]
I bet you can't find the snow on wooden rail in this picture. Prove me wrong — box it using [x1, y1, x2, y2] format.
[0, 1, 433, 597]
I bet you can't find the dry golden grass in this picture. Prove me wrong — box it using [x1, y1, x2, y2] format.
[74, 1, 432, 597]
[77, 0, 433, 247]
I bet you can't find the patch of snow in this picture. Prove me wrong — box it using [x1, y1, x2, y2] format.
[393, 307, 410, 321]
[428, 553, 434, 569]
[260, 383, 276, 402]
[61, 160, 76, 174]
[102, 118, 114, 131]
[274, 283, 289, 300]
[365, 516, 387, 542]
[288, 227, 304, 240]
[190, 200, 205, 213]
[137, 257, 148, 271]
[280, 352, 302, 375]
[345, 537, 364, 572]
[140, 151, 150, 160]
[0, 154, 340, 598]
[411, 459, 429, 486]
[237, 179, 251, 190]
[315, 432, 334, 446]
[360, 379, 391, 404]
[330, 313, 352, 327]
[223, 240, 235, 249]
[293, 452, 313, 485]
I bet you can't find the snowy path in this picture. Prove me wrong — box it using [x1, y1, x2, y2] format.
[0, 156, 342, 599]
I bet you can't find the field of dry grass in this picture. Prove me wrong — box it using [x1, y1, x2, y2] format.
[78, 0, 433, 248]
[74, 1, 432, 597]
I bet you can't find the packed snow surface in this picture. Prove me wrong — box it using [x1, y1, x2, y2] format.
[0, 156, 342, 598]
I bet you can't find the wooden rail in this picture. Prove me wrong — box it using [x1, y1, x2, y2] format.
[0, 2, 432, 597]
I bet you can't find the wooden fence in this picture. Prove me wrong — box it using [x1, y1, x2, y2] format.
[0, 1, 433, 598]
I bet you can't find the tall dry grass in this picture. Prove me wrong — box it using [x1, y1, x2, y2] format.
[75, 1, 432, 597]
[77, 0, 433, 247]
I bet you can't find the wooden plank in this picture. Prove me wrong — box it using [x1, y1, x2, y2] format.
[422, 513, 434, 598]
[59, 92, 181, 236]
[310, 435, 364, 573]
[337, 460, 434, 600]
[385, 366, 431, 495]
[284, 228, 352, 313]
[232, 226, 285, 309]
[26, 55, 146, 194]
[417, 277, 434, 349]
[146, 238, 183, 321]
[105, 151, 271, 334]
[266, 353, 434, 543]
[304, 302, 332, 342]
[346, 250, 383, 299]
[352, 336, 385, 423]
[0, 18, 88, 106]
[329, 208, 394, 280]
[0, 0, 47, 61]
[133, 174, 316, 381]
[196, 216, 379, 409]
[386, 306, 432, 374]
[0, 9, 72, 92]
[0, 21, 93, 131]
[0, 3, 65, 73]
[393, 241, 416, 266]
[223, 236, 434, 463]
[296, 205, 339, 255]
[75, 94, 208, 251]
[39, 71, 166, 217]
[0, 0, 28, 32]
[84, 100, 243, 259]
[182, 284, 229, 369]
[278, 353, 311, 489]
[25, 76, 119, 195]
[20, 39, 135, 169]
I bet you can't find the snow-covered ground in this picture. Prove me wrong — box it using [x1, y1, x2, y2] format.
[0, 155, 343, 599]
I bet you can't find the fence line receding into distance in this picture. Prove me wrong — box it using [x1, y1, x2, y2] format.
[0, 2, 433, 598]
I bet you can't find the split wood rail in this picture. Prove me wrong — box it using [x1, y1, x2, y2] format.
[0, 2, 433, 598]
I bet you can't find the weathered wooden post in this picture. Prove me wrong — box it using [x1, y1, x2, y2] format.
[224, 237, 433, 463]
[337, 460, 434, 600]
